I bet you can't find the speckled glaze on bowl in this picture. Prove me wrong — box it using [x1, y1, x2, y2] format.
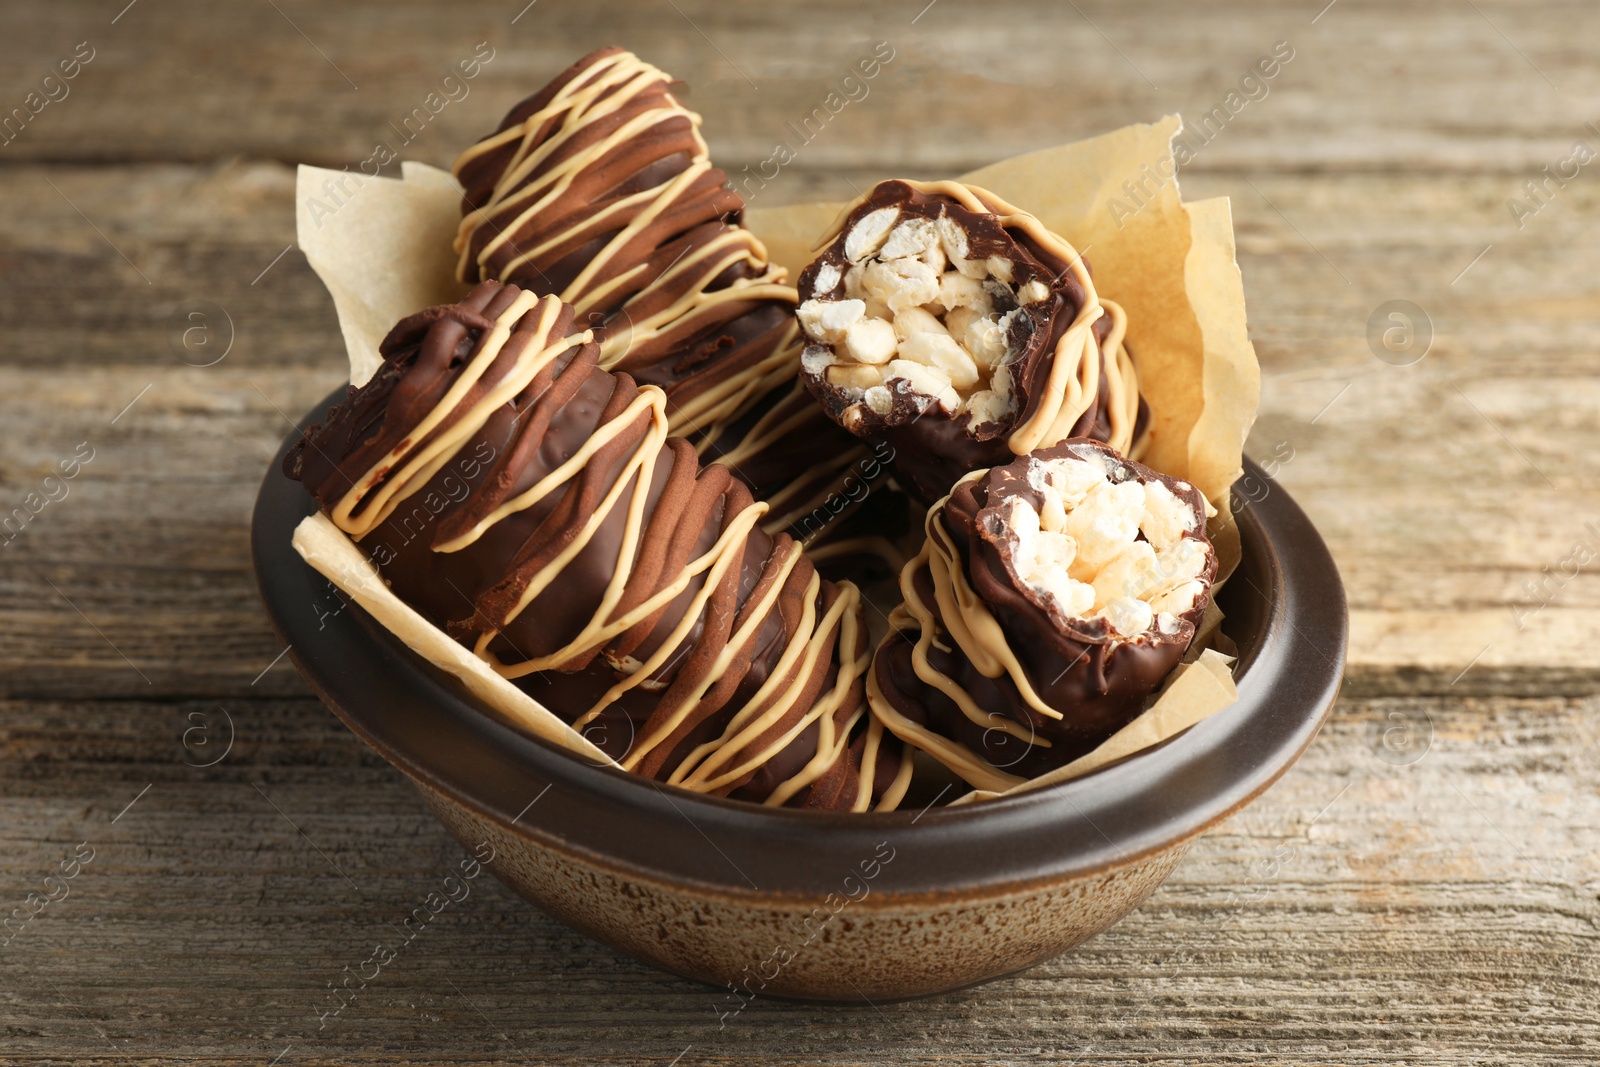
[253, 392, 1346, 1002]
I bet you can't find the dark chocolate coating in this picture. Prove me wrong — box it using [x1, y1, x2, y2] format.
[797, 180, 1146, 505]
[285, 281, 902, 810]
[453, 45, 880, 545]
[872, 440, 1215, 779]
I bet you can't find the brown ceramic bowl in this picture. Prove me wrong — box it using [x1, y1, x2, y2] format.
[252, 391, 1346, 1002]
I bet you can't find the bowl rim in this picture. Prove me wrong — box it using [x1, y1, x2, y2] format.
[253, 389, 1347, 902]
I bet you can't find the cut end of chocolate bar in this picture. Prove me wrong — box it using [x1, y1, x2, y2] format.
[795, 180, 1142, 505]
[797, 184, 1065, 441]
[979, 445, 1211, 644]
[867, 439, 1217, 788]
[801, 219, 1058, 435]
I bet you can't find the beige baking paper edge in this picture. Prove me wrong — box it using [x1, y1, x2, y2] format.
[292, 512, 615, 766]
[951, 646, 1238, 805]
[290, 115, 1259, 800]
[296, 160, 470, 388]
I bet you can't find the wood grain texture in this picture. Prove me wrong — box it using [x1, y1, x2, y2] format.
[2, 0, 1597, 1062]
[0, 694, 1595, 1064]
[2, 0, 1598, 173]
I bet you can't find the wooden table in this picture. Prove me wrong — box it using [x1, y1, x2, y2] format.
[3, 1, 1596, 1062]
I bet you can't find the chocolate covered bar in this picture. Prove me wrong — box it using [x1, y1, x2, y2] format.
[796, 180, 1145, 503]
[285, 280, 909, 811]
[452, 48, 835, 453]
[451, 46, 885, 569]
[868, 440, 1215, 792]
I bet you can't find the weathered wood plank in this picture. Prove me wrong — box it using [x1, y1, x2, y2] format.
[0, 161, 336, 369]
[2, 0, 1597, 176]
[0, 693, 1594, 1064]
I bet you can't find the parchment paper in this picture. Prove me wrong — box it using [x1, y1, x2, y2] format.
[950, 647, 1238, 805]
[292, 512, 618, 767]
[296, 161, 468, 388]
[290, 117, 1260, 804]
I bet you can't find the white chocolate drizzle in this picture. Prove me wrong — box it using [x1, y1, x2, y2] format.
[326, 292, 908, 811]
